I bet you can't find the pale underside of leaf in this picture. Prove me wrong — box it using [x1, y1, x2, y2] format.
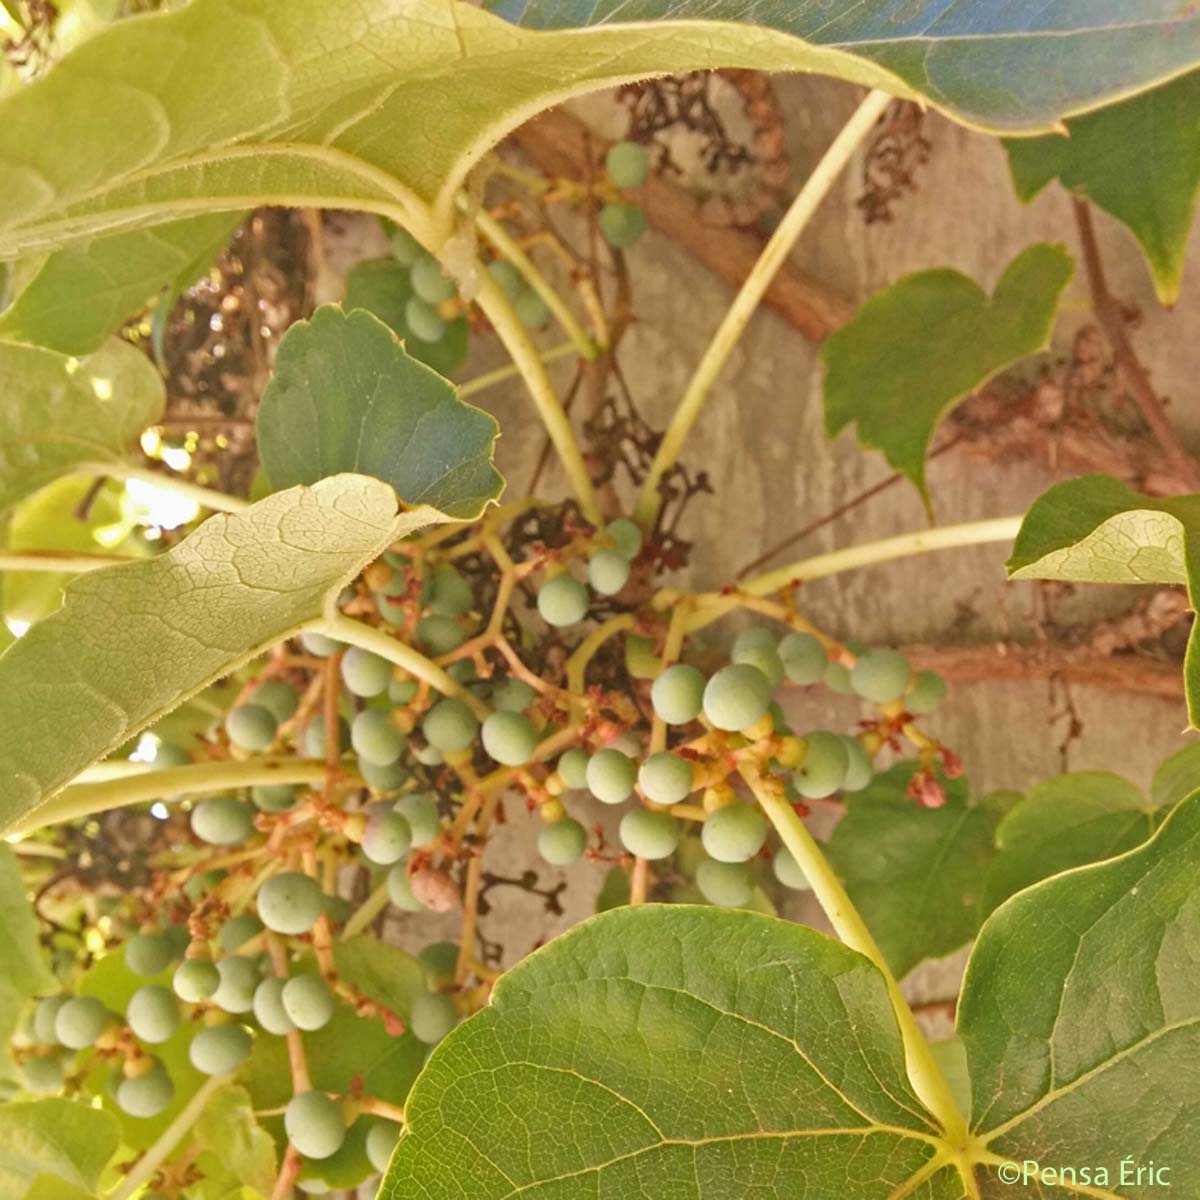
[0, 474, 422, 833]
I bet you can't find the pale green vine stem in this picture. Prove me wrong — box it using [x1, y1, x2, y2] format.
[741, 516, 1023, 598]
[77, 461, 250, 514]
[107, 1072, 231, 1200]
[458, 341, 578, 399]
[633, 87, 894, 527]
[474, 208, 601, 361]
[341, 879, 392, 941]
[472, 271, 602, 524]
[315, 613, 491, 720]
[10, 759, 345, 837]
[740, 765, 970, 1147]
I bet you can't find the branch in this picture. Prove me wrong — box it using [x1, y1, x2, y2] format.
[1072, 198, 1200, 491]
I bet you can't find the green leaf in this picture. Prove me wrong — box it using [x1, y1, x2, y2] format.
[0, 474, 423, 834]
[3, 477, 137, 628]
[961, 793, 1200, 1187]
[0, 338, 164, 515]
[0, 1100, 118, 1200]
[825, 764, 1001, 978]
[296, 1120, 374, 1191]
[822, 245, 1074, 503]
[1008, 473, 1200, 724]
[1152, 741, 1200, 812]
[385, 904, 958, 1198]
[1006, 70, 1200, 303]
[0, 214, 242, 354]
[2, 1, 1198, 270]
[19, 1176, 96, 1200]
[343, 258, 468, 379]
[595, 864, 631, 912]
[981, 771, 1165, 917]
[0, 845, 55, 1082]
[486, 1, 1200, 132]
[332, 934, 426, 1022]
[256, 307, 501, 519]
[194, 1086, 277, 1198]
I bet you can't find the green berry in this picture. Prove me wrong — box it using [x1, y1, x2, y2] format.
[604, 519, 643, 561]
[389, 225, 422, 266]
[537, 817, 588, 866]
[650, 664, 705, 726]
[481, 711, 537, 766]
[252, 783, 298, 813]
[55, 996, 110, 1049]
[731, 627, 778, 658]
[731, 643, 784, 690]
[487, 259, 524, 302]
[417, 942, 459, 989]
[303, 715, 350, 759]
[286, 1091, 346, 1160]
[851, 650, 912, 704]
[253, 679, 299, 723]
[586, 748, 637, 805]
[257, 873, 324, 935]
[20, 1053, 65, 1094]
[252, 977, 294, 1036]
[410, 253, 457, 304]
[619, 808, 680, 860]
[605, 140, 649, 188]
[701, 803, 767, 864]
[422, 699, 479, 753]
[405, 296, 445, 343]
[126, 930, 178, 978]
[492, 676, 537, 713]
[219, 913, 263, 953]
[362, 811, 413, 866]
[189, 1024, 253, 1076]
[840, 735, 874, 793]
[696, 859, 753, 908]
[409, 992, 458, 1045]
[702, 664, 772, 732]
[212, 956, 260, 1015]
[341, 647, 392, 698]
[537, 574, 589, 627]
[281, 975, 335, 1032]
[424, 565, 474, 618]
[183, 869, 225, 904]
[33, 996, 67, 1045]
[794, 731, 850, 799]
[386, 865, 425, 912]
[414, 614, 466, 655]
[587, 549, 630, 596]
[514, 288, 549, 329]
[823, 660, 854, 695]
[394, 792, 440, 846]
[600, 202, 646, 249]
[299, 631, 341, 658]
[359, 757, 409, 794]
[173, 960, 219, 1004]
[191, 796, 255, 846]
[556, 748, 589, 790]
[126, 986, 180, 1045]
[365, 1121, 400, 1173]
[637, 752, 693, 806]
[389, 677, 419, 706]
[907, 670, 947, 715]
[116, 1064, 173, 1118]
[772, 846, 811, 891]
[352, 709, 405, 767]
[225, 703, 277, 752]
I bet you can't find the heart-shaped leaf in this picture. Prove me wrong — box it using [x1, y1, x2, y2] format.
[1152, 740, 1200, 812]
[0, 475, 423, 834]
[825, 764, 1009, 978]
[0, 1100, 119, 1200]
[981, 771, 1167, 917]
[1007, 70, 1200, 304]
[257, 307, 501, 518]
[193, 1086, 277, 1198]
[2, 0, 1198, 270]
[384, 904, 959, 1198]
[822, 244, 1074, 503]
[485, 1, 1200, 133]
[1008, 473, 1200, 723]
[0, 338, 164, 515]
[961, 792, 1200, 1191]
[0, 213, 241, 355]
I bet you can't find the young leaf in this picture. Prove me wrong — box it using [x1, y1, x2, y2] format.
[0, 1100, 119, 1200]
[385, 905, 959, 1197]
[825, 764, 1002, 978]
[981, 771, 1166, 917]
[961, 792, 1200, 1187]
[333, 934, 427, 1021]
[256, 307, 502, 518]
[343, 258, 468, 379]
[822, 244, 1074, 503]
[484, 2, 1200, 132]
[0, 475, 423, 834]
[0, 213, 242, 355]
[0, 845, 55, 1082]
[2, 1, 1198, 269]
[1151, 740, 1200, 812]
[1006, 70, 1200, 304]
[0, 338, 164, 515]
[193, 1085, 277, 1198]
[1008, 473, 1200, 723]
